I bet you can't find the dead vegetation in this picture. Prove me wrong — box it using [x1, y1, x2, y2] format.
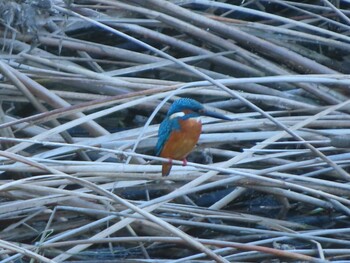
[1, 0, 350, 262]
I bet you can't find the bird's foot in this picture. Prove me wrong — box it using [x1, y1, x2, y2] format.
[182, 159, 187, 166]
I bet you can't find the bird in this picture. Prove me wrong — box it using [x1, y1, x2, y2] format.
[155, 98, 231, 176]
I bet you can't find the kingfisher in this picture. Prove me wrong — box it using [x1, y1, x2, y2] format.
[156, 98, 231, 176]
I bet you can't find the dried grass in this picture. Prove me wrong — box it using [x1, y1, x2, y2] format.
[1, 0, 350, 262]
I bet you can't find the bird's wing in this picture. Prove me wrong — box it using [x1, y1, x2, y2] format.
[156, 118, 171, 156]
[155, 117, 180, 156]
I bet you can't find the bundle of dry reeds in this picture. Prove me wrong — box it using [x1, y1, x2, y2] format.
[1, 0, 350, 262]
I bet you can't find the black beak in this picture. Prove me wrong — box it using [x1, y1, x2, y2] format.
[201, 109, 232, 121]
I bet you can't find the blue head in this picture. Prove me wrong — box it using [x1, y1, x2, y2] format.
[167, 98, 204, 118]
[167, 98, 231, 120]
[156, 98, 231, 155]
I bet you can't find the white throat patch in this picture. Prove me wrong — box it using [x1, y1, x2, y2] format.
[169, 112, 201, 123]
[169, 112, 185, 119]
[192, 116, 201, 122]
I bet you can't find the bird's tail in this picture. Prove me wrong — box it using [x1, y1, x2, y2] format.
[162, 163, 172, 176]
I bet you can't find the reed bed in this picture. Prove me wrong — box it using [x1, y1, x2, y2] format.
[1, 0, 350, 262]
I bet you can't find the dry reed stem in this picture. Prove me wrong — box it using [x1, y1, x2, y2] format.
[1, 1, 350, 262]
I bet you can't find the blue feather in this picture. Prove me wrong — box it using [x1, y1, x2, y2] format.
[167, 98, 203, 116]
[156, 98, 204, 156]
[156, 117, 179, 156]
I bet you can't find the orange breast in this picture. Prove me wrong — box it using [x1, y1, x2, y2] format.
[160, 118, 202, 160]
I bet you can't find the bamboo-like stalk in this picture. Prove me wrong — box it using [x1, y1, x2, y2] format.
[1, 1, 350, 262]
